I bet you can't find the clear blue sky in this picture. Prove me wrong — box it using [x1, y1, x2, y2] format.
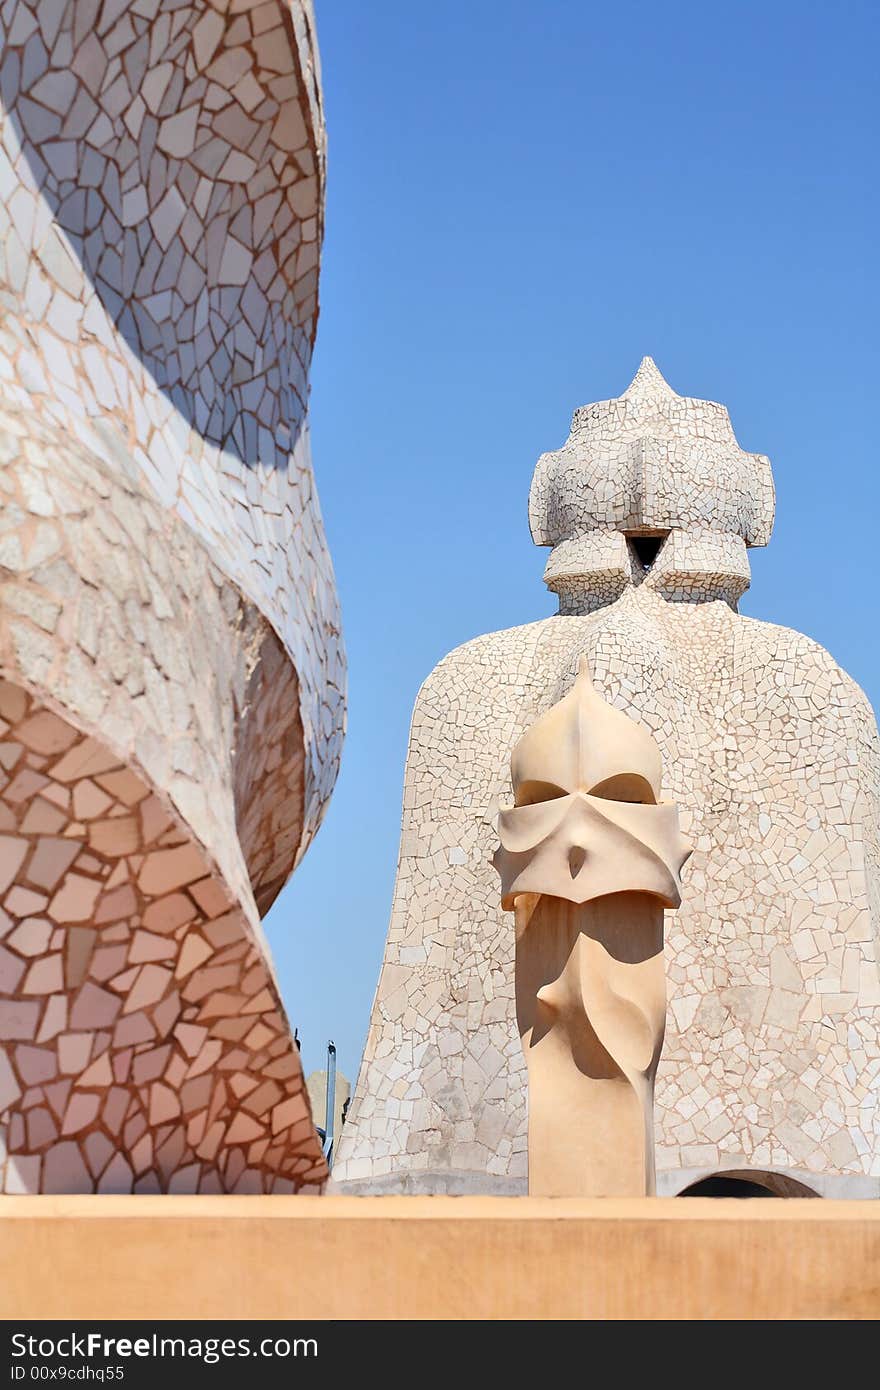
[266, 0, 880, 1084]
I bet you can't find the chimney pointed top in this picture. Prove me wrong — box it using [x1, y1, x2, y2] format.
[622, 356, 677, 400]
[527, 354, 775, 554]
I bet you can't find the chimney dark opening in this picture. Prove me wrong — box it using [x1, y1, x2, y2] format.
[630, 534, 666, 571]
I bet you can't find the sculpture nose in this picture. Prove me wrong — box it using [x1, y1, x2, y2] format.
[568, 846, 586, 878]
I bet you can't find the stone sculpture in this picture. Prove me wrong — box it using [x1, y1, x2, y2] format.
[494, 657, 690, 1195]
[336, 358, 880, 1199]
[0, 1, 344, 1194]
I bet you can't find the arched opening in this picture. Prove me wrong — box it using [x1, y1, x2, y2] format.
[680, 1176, 773, 1198]
[678, 1170, 819, 1198]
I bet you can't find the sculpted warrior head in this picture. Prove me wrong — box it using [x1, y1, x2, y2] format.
[494, 658, 691, 909]
[529, 357, 775, 612]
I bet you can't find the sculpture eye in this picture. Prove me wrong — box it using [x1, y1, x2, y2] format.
[515, 780, 568, 807]
[590, 774, 656, 805]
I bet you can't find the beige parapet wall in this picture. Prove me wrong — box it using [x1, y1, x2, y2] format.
[1, 1196, 879, 1320]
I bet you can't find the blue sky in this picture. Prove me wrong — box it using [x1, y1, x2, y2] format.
[266, 0, 880, 1083]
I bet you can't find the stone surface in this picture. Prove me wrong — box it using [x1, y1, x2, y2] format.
[335, 361, 880, 1197]
[0, 1, 344, 1192]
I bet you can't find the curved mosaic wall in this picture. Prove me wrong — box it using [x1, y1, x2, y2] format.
[0, 1, 344, 1192]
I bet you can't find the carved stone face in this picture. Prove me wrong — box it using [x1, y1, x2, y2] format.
[494, 659, 691, 909]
